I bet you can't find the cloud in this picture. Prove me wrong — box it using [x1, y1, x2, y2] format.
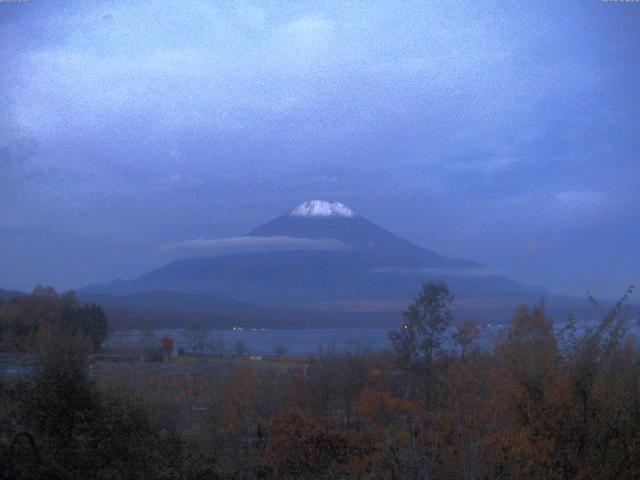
[447, 153, 519, 174]
[4, 0, 593, 151]
[6, 3, 344, 142]
[371, 267, 505, 278]
[167, 173, 184, 184]
[554, 190, 607, 214]
[2, 0, 623, 211]
[0, 137, 38, 166]
[158, 235, 347, 255]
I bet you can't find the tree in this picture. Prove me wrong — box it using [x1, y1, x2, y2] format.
[264, 408, 360, 479]
[452, 319, 481, 358]
[389, 281, 454, 366]
[0, 296, 7, 346]
[233, 340, 249, 357]
[75, 303, 108, 349]
[16, 330, 185, 479]
[273, 345, 287, 357]
[161, 336, 174, 353]
[206, 332, 226, 356]
[498, 303, 558, 401]
[31, 285, 57, 298]
[2, 288, 108, 352]
[139, 324, 158, 350]
[357, 389, 423, 477]
[24, 331, 99, 450]
[186, 324, 207, 352]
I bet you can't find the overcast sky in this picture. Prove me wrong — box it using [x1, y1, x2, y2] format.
[1, 0, 638, 299]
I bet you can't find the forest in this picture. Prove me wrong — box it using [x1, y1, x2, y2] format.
[1, 282, 639, 479]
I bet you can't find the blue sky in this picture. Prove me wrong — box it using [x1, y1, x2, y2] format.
[1, 0, 638, 298]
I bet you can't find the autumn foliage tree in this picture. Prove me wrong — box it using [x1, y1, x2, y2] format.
[264, 408, 361, 479]
[0, 286, 108, 352]
[452, 318, 482, 357]
[3, 281, 640, 479]
[161, 335, 175, 353]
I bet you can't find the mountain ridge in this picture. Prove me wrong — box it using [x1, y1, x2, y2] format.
[82, 200, 544, 314]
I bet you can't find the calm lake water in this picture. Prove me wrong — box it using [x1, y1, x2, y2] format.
[104, 319, 626, 357]
[105, 328, 395, 356]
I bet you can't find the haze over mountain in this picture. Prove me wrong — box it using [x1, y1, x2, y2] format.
[81, 201, 552, 324]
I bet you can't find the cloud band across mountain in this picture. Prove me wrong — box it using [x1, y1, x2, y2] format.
[159, 236, 347, 256]
[371, 266, 506, 278]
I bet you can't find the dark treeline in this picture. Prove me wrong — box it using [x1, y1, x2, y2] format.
[0, 286, 108, 351]
[1, 282, 639, 479]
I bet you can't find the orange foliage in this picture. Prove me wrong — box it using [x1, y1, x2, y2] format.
[264, 408, 362, 479]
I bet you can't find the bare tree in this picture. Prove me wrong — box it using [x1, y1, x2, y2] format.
[389, 281, 454, 366]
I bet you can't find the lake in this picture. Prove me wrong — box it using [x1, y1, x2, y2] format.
[106, 327, 395, 356]
[104, 318, 626, 357]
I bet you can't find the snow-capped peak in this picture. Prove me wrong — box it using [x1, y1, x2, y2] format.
[290, 200, 355, 218]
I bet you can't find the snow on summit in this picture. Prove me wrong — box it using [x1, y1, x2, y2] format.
[290, 200, 355, 218]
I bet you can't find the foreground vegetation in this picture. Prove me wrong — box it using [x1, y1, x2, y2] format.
[1, 283, 639, 479]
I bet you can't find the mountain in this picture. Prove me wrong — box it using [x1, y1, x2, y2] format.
[0, 288, 27, 301]
[83, 200, 546, 320]
[248, 201, 479, 270]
